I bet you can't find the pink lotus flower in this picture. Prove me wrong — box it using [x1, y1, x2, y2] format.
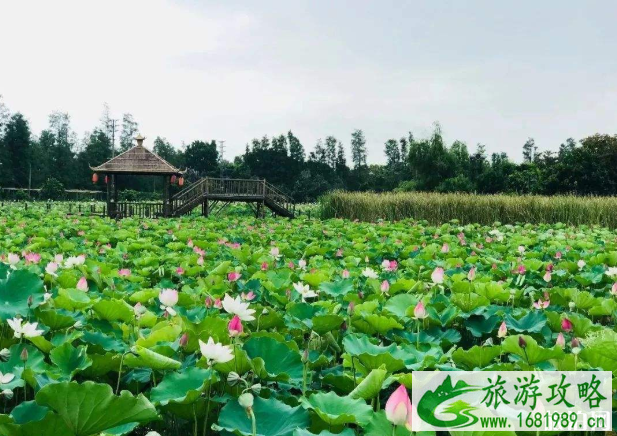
[228, 315, 243, 337]
[517, 265, 526, 275]
[611, 283, 617, 296]
[497, 321, 507, 338]
[187, 239, 194, 248]
[342, 269, 350, 279]
[214, 298, 222, 309]
[54, 254, 64, 263]
[298, 259, 307, 270]
[561, 318, 573, 333]
[133, 302, 146, 318]
[227, 271, 241, 282]
[118, 269, 131, 277]
[176, 267, 184, 275]
[556, 332, 565, 348]
[241, 291, 255, 301]
[76, 277, 88, 292]
[380, 280, 390, 294]
[261, 262, 269, 271]
[7, 253, 19, 266]
[467, 267, 476, 281]
[197, 257, 204, 266]
[45, 262, 58, 276]
[194, 246, 205, 256]
[159, 289, 179, 316]
[555, 251, 562, 259]
[336, 249, 343, 257]
[205, 296, 213, 308]
[414, 301, 427, 319]
[385, 385, 413, 429]
[441, 243, 449, 253]
[533, 299, 550, 310]
[287, 261, 295, 269]
[24, 253, 41, 264]
[431, 267, 444, 284]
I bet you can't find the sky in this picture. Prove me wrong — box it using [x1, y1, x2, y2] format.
[0, 0, 616, 163]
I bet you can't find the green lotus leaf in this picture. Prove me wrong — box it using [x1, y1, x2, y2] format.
[244, 336, 303, 381]
[50, 343, 92, 379]
[311, 314, 345, 334]
[452, 345, 502, 370]
[505, 311, 546, 333]
[136, 324, 182, 348]
[363, 314, 404, 335]
[348, 365, 387, 400]
[465, 314, 500, 338]
[150, 366, 217, 405]
[0, 270, 45, 320]
[0, 411, 73, 436]
[580, 330, 617, 374]
[216, 396, 309, 436]
[10, 401, 48, 424]
[451, 293, 490, 312]
[125, 345, 181, 370]
[92, 299, 134, 323]
[34, 309, 78, 330]
[502, 335, 564, 365]
[384, 294, 416, 319]
[35, 381, 158, 436]
[293, 430, 356, 436]
[365, 410, 433, 436]
[319, 279, 354, 297]
[300, 391, 372, 426]
[81, 331, 127, 353]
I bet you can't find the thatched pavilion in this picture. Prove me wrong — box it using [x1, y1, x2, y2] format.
[91, 135, 184, 218]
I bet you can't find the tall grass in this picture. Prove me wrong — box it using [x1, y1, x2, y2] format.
[320, 191, 617, 227]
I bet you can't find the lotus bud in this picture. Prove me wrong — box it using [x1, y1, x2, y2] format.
[205, 296, 213, 308]
[612, 282, 617, 296]
[467, 267, 476, 281]
[380, 280, 390, 294]
[341, 321, 347, 332]
[518, 336, 527, 349]
[238, 392, 254, 412]
[561, 318, 573, 332]
[385, 385, 413, 430]
[347, 302, 355, 316]
[228, 315, 243, 337]
[145, 432, 162, 436]
[20, 348, 28, 362]
[555, 333, 565, 348]
[358, 291, 364, 299]
[571, 337, 580, 348]
[413, 301, 427, 319]
[179, 333, 189, 348]
[302, 348, 309, 363]
[497, 321, 507, 338]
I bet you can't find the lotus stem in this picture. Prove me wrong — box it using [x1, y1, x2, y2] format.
[202, 372, 213, 436]
[249, 409, 257, 436]
[116, 352, 126, 394]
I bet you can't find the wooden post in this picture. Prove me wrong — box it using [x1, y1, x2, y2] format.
[106, 174, 111, 217]
[163, 175, 170, 217]
[112, 174, 119, 219]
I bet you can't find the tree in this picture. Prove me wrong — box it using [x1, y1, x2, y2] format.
[47, 112, 76, 187]
[325, 136, 337, 168]
[184, 140, 219, 176]
[384, 139, 401, 166]
[120, 113, 139, 152]
[288, 131, 305, 162]
[40, 177, 65, 200]
[3, 113, 31, 187]
[350, 129, 367, 168]
[153, 137, 182, 168]
[522, 138, 537, 163]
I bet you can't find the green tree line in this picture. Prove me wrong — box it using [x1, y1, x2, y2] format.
[1, 97, 616, 202]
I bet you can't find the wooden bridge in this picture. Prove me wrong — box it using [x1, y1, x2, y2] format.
[170, 177, 295, 218]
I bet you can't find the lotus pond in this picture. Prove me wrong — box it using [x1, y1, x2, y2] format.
[0, 210, 616, 435]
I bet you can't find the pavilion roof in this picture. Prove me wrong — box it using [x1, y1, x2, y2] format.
[90, 141, 183, 176]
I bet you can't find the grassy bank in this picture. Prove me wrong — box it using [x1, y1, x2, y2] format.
[320, 191, 617, 227]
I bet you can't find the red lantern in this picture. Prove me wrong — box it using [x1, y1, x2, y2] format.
[178, 177, 184, 186]
[104, 175, 109, 184]
[92, 173, 98, 183]
[171, 175, 177, 184]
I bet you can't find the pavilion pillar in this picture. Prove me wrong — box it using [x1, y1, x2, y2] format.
[163, 175, 170, 217]
[112, 175, 119, 218]
[106, 174, 111, 218]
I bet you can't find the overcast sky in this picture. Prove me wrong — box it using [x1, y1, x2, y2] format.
[1, 0, 616, 163]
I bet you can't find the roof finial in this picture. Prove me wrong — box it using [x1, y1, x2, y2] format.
[135, 134, 146, 146]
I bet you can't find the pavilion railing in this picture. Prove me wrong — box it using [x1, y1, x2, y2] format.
[114, 201, 164, 218]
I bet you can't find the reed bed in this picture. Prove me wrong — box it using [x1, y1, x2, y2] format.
[320, 191, 617, 227]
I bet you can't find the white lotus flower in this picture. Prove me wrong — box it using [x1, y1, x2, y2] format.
[605, 267, 617, 278]
[222, 295, 255, 321]
[159, 289, 178, 316]
[7, 254, 19, 267]
[7, 318, 43, 339]
[577, 259, 586, 270]
[293, 282, 318, 301]
[362, 268, 378, 279]
[45, 262, 58, 276]
[199, 337, 234, 365]
[0, 372, 14, 384]
[64, 255, 85, 268]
